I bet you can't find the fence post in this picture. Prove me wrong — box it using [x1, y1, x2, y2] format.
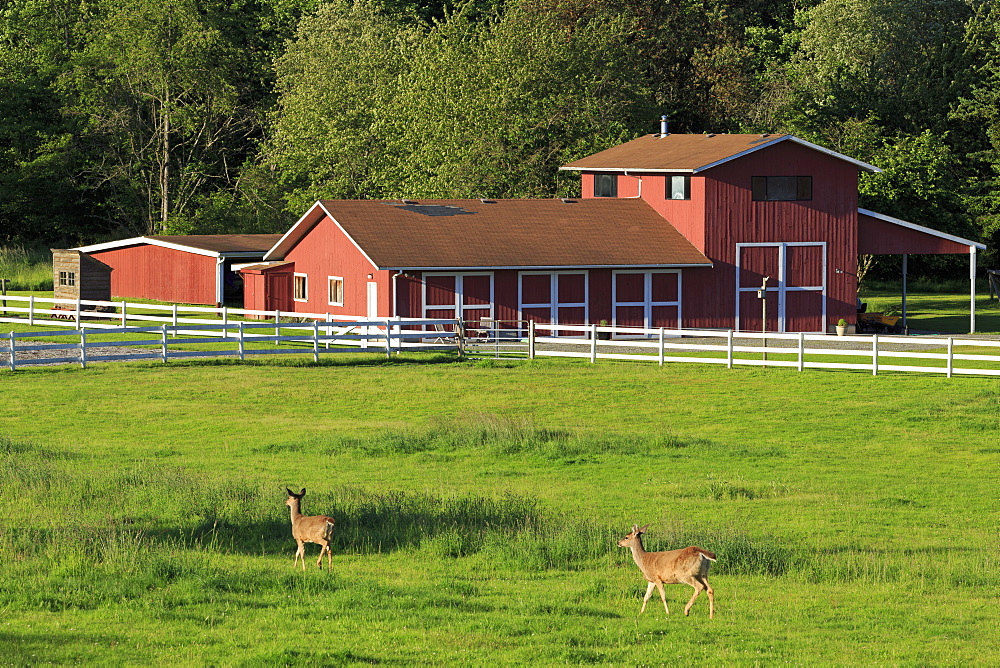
[121, 301, 127, 327]
[162, 324, 169, 363]
[727, 329, 734, 369]
[75, 298, 82, 327]
[659, 328, 665, 366]
[384, 320, 391, 358]
[79, 328, 87, 368]
[325, 313, 332, 349]
[238, 321, 245, 361]
[590, 324, 597, 363]
[221, 306, 228, 339]
[172, 303, 179, 328]
[274, 310, 281, 347]
[8, 331, 16, 371]
[313, 320, 320, 363]
[528, 320, 535, 359]
[456, 318, 464, 359]
[798, 332, 805, 372]
[28, 294, 35, 326]
[872, 333, 879, 376]
[947, 337, 954, 378]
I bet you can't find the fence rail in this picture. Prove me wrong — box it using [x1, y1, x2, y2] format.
[2, 296, 999, 376]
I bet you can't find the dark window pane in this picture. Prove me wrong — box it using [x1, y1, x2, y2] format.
[594, 174, 617, 197]
[767, 176, 797, 201]
[797, 176, 812, 200]
[752, 176, 767, 201]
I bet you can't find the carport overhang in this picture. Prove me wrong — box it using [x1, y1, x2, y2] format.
[858, 209, 987, 333]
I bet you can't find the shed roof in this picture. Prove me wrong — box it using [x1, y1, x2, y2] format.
[560, 133, 881, 174]
[858, 209, 985, 255]
[76, 234, 282, 257]
[266, 199, 712, 270]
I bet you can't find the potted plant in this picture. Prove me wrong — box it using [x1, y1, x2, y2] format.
[597, 319, 611, 340]
[836, 318, 848, 336]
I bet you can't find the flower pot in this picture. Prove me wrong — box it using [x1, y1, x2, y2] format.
[836, 325, 847, 336]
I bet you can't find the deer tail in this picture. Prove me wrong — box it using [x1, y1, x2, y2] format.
[694, 547, 717, 561]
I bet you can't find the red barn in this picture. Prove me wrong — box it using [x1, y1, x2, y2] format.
[253, 133, 984, 333]
[74, 234, 282, 306]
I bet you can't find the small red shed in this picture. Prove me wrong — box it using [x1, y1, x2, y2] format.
[74, 234, 282, 305]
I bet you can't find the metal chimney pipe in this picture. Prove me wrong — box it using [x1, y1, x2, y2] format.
[660, 115, 669, 136]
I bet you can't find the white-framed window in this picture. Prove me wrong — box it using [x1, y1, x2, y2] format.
[328, 276, 344, 306]
[59, 271, 76, 287]
[293, 273, 308, 301]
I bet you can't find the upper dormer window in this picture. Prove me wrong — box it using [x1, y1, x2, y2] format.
[752, 176, 812, 201]
[667, 175, 690, 200]
[594, 174, 617, 197]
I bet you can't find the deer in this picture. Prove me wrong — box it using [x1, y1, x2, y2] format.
[617, 524, 716, 618]
[285, 488, 336, 570]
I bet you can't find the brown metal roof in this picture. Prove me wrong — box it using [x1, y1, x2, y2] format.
[560, 133, 879, 173]
[271, 199, 711, 269]
[146, 234, 283, 254]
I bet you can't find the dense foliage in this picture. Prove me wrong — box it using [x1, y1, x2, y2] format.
[2, 0, 999, 273]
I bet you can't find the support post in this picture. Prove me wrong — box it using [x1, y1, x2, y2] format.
[659, 327, 665, 366]
[221, 306, 228, 339]
[947, 337, 954, 378]
[528, 320, 535, 360]
[326, 313, 332, 349]
[172, 303, 179, 328]
[274, 310, 281, 346]
[590, 324, 597, 363]
[970, 247, 977, 334]
[727, 329, 734, 369]
[313, 320, 320, 363]
[79, 328, 87, 368]
[28, 294, 35, 326]
[161, 324, 169, 363]
[75, 298, 81, 327]
[384, 320, 391, 358]
[798, 331, 805, 372]
[872, 333, 879, 376]
[901, 254, 908, 332]
[121, 301, 127, 327]
[238, 321, 245, 361]
[7, 332, 14, 371]
[456, 318, 464, 359]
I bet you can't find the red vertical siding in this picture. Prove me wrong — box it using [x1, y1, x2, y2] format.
[282, 215, 382, 317]
[691, 142, 858, 330]
[88, 245, 218, 305]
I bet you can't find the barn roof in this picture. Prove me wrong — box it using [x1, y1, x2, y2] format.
[265, 199, 712, 270]
[858, 209, 985, 255]
[76, 234, 282, 258]
[560, 134, 881, 174]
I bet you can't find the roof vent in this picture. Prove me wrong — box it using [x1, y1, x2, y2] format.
[761, 133, 770, 137]
[659, 115, 669, 137]
[401, 199, 417, 204]
[480, 198, 496, 203]
[707, 133, 716, 138]
[560, 198, 577, 204]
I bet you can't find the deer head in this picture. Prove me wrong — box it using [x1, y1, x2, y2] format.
[617, 524, 650, 548]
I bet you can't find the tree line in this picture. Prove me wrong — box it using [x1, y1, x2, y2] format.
[2, 0, 998, 275]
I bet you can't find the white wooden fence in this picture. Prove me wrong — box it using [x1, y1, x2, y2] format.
[2, 296, 999, 376]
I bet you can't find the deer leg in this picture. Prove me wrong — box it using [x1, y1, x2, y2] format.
[325, 542, 333, 570]
[683, 582, 702, 616]
[640, 581, 656, 614]
[704, 579, 715, 619]
[655, 582, 669, 616]
[295, 540, 306, 570]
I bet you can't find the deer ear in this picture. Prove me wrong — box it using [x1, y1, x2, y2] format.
[638, 524, 650, 534]
[300, 488, 306, 496]
[631, 524, 639, 533]
[286, 488, 295, 496]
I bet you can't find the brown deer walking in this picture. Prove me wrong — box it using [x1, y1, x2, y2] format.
[617, 524, 716, 618]
[285, 488, 336, 570]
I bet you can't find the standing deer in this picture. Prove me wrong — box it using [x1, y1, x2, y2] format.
[617, 524, 716, 618]
[285, 488, 336, 570]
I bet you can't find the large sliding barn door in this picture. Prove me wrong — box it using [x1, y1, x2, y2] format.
[518, 271, 588, 336]
[735, 243, 826, 333]
[612, 270, 681, 336]
[422, 273, 494, 330]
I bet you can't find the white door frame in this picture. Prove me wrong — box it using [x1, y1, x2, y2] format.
[421, 272, 494, 324]
[518, 270, 589, 337]
[735, 242, 827, 333]
[612, 270, 682, 336]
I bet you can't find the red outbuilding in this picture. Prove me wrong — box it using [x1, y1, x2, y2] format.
[74, 234, 282, 306]
[251, 132, 985, 333]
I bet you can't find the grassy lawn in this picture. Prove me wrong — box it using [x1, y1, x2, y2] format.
[2, 350, 999, 664]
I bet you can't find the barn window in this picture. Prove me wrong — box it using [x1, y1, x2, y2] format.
[59, 271, 76, 287]
[328, 277, 344, 306]
[752, 176, 812, 201]
[667, 175, 690, 200]
[593, 174, 617, 197]
[293, 274, 308, 301]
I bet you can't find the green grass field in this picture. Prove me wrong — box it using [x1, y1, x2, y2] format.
[2, 349, 999, 664]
